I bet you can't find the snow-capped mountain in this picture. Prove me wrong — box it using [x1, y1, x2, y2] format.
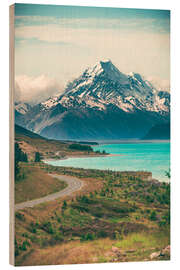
[15, 102, 32, 127]
[41, 60, 169, 114]
[15, 102, 32, 115]
[16, 60, 170, 140]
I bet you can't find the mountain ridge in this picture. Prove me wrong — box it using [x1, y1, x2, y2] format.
[15, 60, 170, 140]
[41, 60, 169, 114]
[142, 122, 170, 140]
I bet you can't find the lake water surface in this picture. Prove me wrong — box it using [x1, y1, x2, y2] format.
[45, 141, 170, 182]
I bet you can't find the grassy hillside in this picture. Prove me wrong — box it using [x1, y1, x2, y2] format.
[15, 164, 67, 204]
[15, 164, 170, 265]
[17, 231, 169, 265]
[15, 125, 44, 139]
[15, 124, 104, 161]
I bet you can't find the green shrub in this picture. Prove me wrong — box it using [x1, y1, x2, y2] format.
[149, 210, 157, 221]
[34, 152, 42, 162]
[113, 230, 123, 240]
[62, 200, 67, 211]
[15, 212, 25, 221]
[97, 230, 108, 238]
[53, 231, 64, 242]
[69, 144, 93, 152]
[57, 217, 61, 223]
[146, 195, 154, 203]
[19, 240, 30, 251]
[79, 195, 90, 204]
[159, 210, 170, 226]
[21, 232, 29, 238]
[81, 232, 96, 241]
[41, 221, 54, 234]
[15, 238, 19, 257]
[29, 221, 39, 233]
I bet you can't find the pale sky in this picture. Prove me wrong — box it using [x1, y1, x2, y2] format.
[14, 4, 170, 104]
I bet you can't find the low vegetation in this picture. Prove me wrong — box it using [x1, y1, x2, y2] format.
[16, 231, 169, 265]
[68, 143, 93, 152]
[15, 142, 28, 181]
[15, 164, 170, 266]
[15, 164, 67, 204]
[15, 127, 104, 161]
[34, 152, 42, 162]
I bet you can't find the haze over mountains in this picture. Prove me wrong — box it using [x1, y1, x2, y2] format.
[15, 60, 170, 140]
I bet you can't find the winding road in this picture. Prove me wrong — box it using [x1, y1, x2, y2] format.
[15, 174, 84, 211]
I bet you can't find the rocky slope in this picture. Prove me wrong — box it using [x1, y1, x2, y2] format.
[15, 60, 170, 140]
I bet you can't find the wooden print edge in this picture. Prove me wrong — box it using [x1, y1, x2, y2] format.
[9, 3, 15, 266]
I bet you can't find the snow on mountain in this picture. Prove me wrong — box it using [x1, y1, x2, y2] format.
[17, 60, 170, 140]
[15, 102, 32, 114]
[40, 60, 170, 114]
[41, 95, 59, 109]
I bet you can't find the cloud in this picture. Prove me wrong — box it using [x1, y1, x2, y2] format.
[14, 71, 170, 107]
[15, 24, 170, 82]
[15, 74, 64, 104]
[15, 15, 170, 33]
[15, 23, 169, 46]
[14, 15, 170, 86]
[147, 76, 170, 92]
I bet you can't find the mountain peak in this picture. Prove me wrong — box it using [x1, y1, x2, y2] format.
[85, 59, 114, 75]
[41, 59, 170, 115]
[99, 59, 112, 66]
[85, 61, 104, 78]
[15, 102, 32, 115]
[18, 59, 170, 140]
[84, 59, 129, 85]
[128, 71, 144, 82]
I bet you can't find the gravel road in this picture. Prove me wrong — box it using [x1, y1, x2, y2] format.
[15, 174, 84, 211]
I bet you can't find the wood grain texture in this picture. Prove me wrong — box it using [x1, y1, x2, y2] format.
[9, 4, 15, 266]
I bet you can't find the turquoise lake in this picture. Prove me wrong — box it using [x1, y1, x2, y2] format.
[45, 142, 170, 182]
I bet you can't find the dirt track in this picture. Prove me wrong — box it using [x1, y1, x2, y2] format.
[15, 174, 84, 211]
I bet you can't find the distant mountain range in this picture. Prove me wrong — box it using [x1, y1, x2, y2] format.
[15, 102, 32, 115]
[142, 122, 170, 140]
[15, 60, 170, 140]
[15, 124, 44, 140]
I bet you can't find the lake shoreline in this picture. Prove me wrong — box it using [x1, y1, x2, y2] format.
[44, 141, 170, 183]
[43, 153, 125, 163]
[91, 139, 170, 146]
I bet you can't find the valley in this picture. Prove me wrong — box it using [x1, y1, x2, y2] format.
[11, 4, 171, 267]
[13, 59, 170, 265]
[14, 124, 170, 265]
[14, 163, 170, 265]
